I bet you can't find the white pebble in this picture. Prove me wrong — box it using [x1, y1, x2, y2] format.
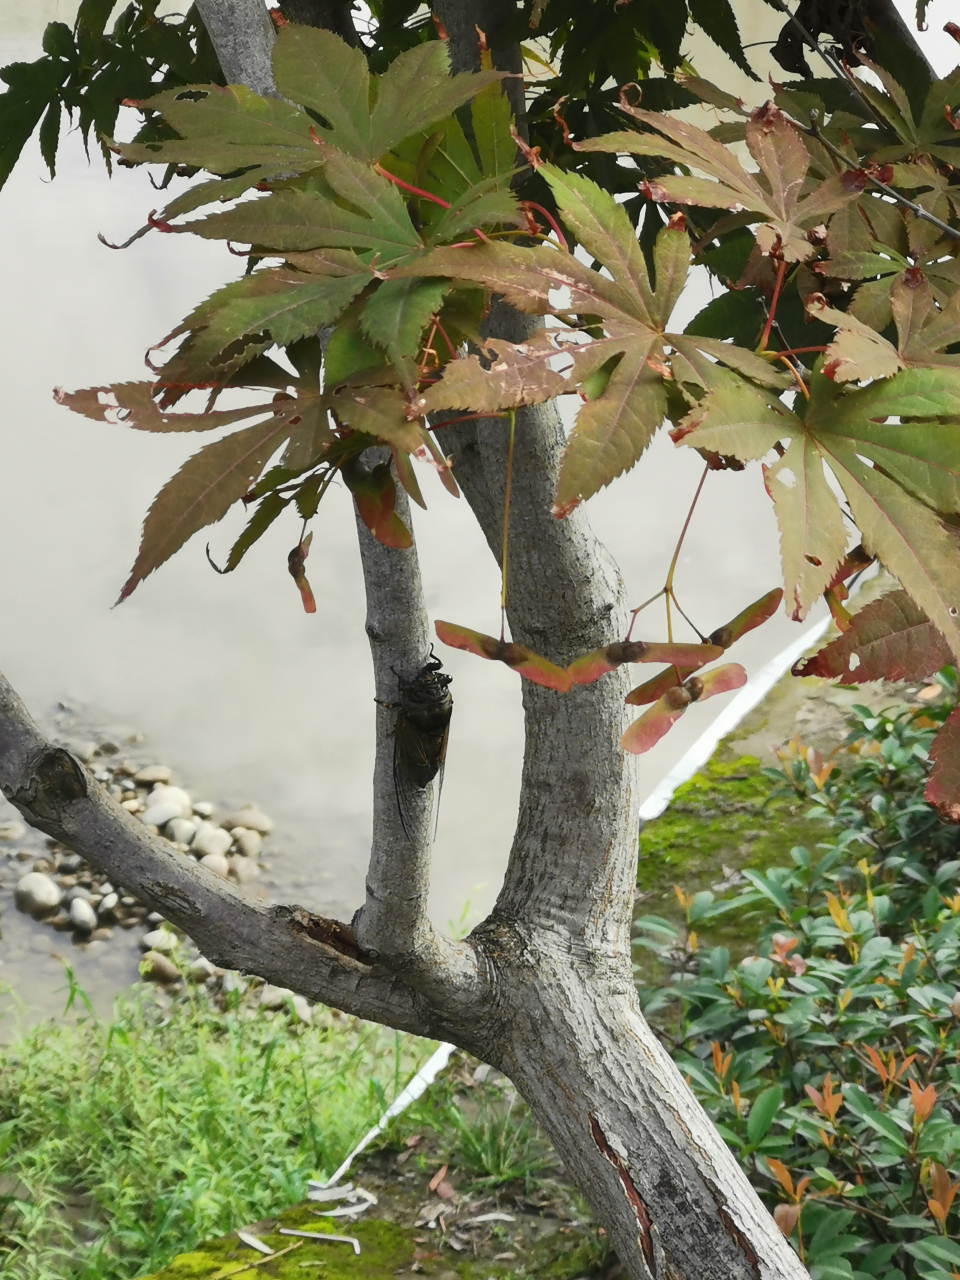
[193, 825, 233, 859]
[147, 785, 192, 818]
[69, 898, 98, 932]
[188, 957, 217, 982]
[221, 806, 273, 835]
[141, 802, 182, 828]
[221, 971, 245, 994]
[260, 983, 292, 1010]
[199, 851, 230, 878]
[15, 872, 63, 914]
[99, 882, 114, 895]
[141, 928, 177, 953]
[290, 994, 313, 1025]
[0, 821, 26, 842]
[121, 799, 141, 813]
[231, 856, 259, 885]
[167, 818, 197, 845]
[134, 765, 172, 784]
[232, 828, 262, 858]
[99, 893, 119, 915]
[192, 801, 214, 818]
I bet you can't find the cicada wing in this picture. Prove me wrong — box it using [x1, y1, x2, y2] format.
[393, 715, 440, 842]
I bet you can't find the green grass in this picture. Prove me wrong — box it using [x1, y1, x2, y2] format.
[0, 977, 429, 1280]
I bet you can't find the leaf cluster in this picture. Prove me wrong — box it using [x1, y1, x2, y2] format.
[0, 0, 222, 190]
[636, 694, 960, 1279]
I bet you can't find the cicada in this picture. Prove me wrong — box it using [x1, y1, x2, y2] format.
[379, 650, 453, 840]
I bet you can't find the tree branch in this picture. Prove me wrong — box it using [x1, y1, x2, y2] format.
[351, 463, 484, 1003]
[194, 0, 278, 97]
[0, 670, 456, 1039]
[438, 320, 638, 959]
[278, 0, 362, 46]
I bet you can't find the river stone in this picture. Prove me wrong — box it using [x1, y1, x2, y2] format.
[15, 872, 63, 915]
[140, 950, 180, 983]
[141, 802, 182, 828]
[64, 885, 92, 904]
[0, 820, 26, 842]
[98, 892, 119, 916]
[147, 785, 192, 818]
[260, 983, 292, 1010]
[290, 994, 313, 1024]
[193, 825, 233, 859]
[192, 801, 214, 818]
[69, 898, 98, 932]
[199, 851, 230, 878]
[232, 828, 262, 858]
[167, 818, 197, 846]
[188, 956, 217, 982]
[221, 806, 273, 835]
[141, 928, 177, 954]
[134, 765, 172, 785]
[230, 856, 259, 885]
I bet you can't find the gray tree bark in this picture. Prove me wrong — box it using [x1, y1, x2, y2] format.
[0, 4, 813, 1278]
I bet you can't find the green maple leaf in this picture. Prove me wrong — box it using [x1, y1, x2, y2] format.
[674, 362, 960, 654]
[117, 416, 295, 602]
[271, 26, 503, 164]
[398, 165, 786, 512]
[577, 102, 858, 263]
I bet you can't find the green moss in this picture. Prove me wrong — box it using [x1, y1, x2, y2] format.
[146, 1214, 415, 1280]
[637, 755, 822, 892]
[144, 1205, 603, 1280]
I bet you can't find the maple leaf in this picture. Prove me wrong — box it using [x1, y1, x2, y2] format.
[577, 101, 858, 262]
[54, 381, 277, 433]
[159, 263, 372, 388]
[804, 293, 903, 384]
[342, 458, 413, 550]
[271, 26, 504, 165]
[115, 82, 321, 180]
[926, 711, 960, 821]
[794, 590, 951, 683]
[847, 61, 960, 168]
[118, 417, 294, 601]
[400, 168, 786, 512]
[674, 362, 960, 650]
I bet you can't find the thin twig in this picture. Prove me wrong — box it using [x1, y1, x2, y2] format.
[807, 121, 960, 243]
[500, 410, 516, 642]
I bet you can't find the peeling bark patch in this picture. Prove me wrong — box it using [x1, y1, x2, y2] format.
[590, 1115, 655, 1276]
[289, 908, 368, 962]
[13, 747, 88, 822]
[702, 1176, 761, 1280]
[716, 1204, 761, 1280]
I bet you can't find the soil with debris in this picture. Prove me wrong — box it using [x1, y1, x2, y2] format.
[142, 1150, 610, 1280]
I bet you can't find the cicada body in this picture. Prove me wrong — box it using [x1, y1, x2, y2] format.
[381, 651, 453, 839]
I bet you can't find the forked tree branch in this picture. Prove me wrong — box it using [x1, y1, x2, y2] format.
[0, 671, 456, 1038]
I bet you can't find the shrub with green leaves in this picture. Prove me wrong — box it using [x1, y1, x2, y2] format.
[636, 680, 960, 1280]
